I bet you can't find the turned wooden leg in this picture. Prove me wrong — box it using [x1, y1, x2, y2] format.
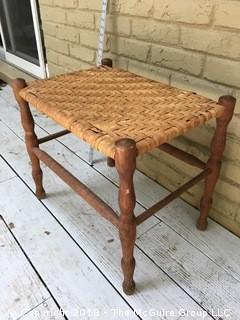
[101, 58, 116, 168]
[107, 157, 115, 167]
[101, 58, 113, 68]
[197, 95, 236, 231]
[115, 139, 137, 295]
[12, 78, 46, 200]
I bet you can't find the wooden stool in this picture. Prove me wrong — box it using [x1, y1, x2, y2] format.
[12, 59, 236, 295]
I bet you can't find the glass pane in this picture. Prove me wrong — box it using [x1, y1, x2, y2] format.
[0, 0, 39, 65]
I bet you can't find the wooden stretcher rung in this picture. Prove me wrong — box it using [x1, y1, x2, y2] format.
[136, 168, 212, 226]
[159, 143, 206, 169]
[32, 147, 119, 227]
[38, 130, 70, 144]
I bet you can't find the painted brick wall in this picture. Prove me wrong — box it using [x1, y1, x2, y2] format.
[38, 0, 240, 235]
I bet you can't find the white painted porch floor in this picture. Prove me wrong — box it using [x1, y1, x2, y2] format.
[0, 85, 240, 320]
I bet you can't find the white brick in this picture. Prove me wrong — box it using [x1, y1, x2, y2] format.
[225, 115, 240, 139]
[53, 0, 78, 8]
[221, 160, 240, 183]
[46, 49, 59, 64]
[38, 0, 53, 5]
[154, 0, 213, 24]
[56, 25, 80, 43]
[128, 60, 171, 84]
[105, 53, 129, 69]
[70, 45, 95, 63]
[44, 36, 69, 54]
[132, 19, 179, 44]
[181, 28, 240, 59]
[236, 91, 240, 113]
[170, 72, 233, 102]
[80, 30, 98, 48]
[226, 139, 240, 164]
[81, 30, 109, 50]
[111, 37, 150, 62]
[234, 208, 240, 226]
[58, 54, 85, 71]
[215, 1, 240, 30]
[67, 11, 95, 29]
[183, 125, 217, 148]
[41, 21, 57, 37]
[216, 174, 240, 204]
[211, 195, 238, 220]
[40, 6, 66, 24]
[114, 56, 129, 69]
[78, 0, 102, 11]
[48, 62, 68, 76]
[109, 0, 120, 13]
[106, 16, 131, 37]
[204, 57, 240, 88]
[118, 0, 154, 17]
[152, 46, 204, 76]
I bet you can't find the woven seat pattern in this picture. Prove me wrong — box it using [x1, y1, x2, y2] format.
[20, 67, 224, 158]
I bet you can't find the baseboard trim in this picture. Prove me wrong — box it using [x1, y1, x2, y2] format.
[0, 60, 36, 84]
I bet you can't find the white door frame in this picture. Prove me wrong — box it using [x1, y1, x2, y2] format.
[0, 15, 6, 58]
[0, 0, 46, 78]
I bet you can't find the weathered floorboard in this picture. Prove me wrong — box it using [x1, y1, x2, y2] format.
[0, 156, 16, 183]
[0, 177, 139, 320]
[19, 299, 65, 320]
[137, 223, 240, 319]
[0, 218, 49, 320]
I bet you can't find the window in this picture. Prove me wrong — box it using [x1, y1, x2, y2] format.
[0, 0, 46, 78]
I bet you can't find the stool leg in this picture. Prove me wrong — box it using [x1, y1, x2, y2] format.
[101, 58, 116, 168]
[12, 79, 46, 200]
[107, 157, 115, 167]
[115, 139, 137, 295]
[197, 95, 236, 231]
[88, 147, 94, 166]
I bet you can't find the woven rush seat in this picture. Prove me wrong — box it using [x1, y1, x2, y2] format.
[20, 67, 224, 159]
